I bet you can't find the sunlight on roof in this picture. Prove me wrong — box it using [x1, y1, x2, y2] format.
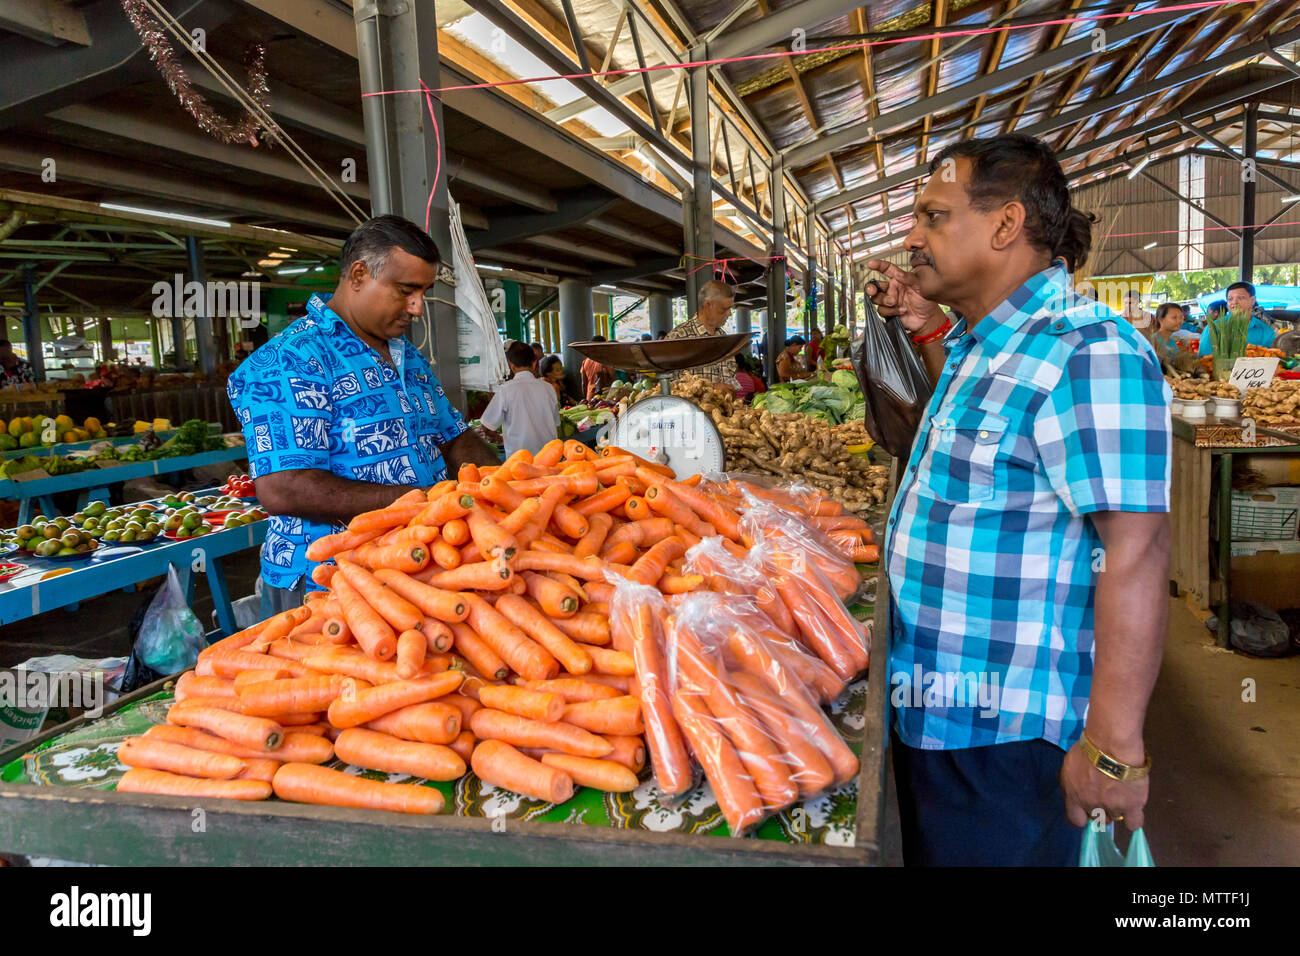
[445, 12, 585, 107]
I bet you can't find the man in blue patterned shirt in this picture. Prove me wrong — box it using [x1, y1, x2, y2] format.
[228, 216, 498, 611]
[865, 135, 1171, 865]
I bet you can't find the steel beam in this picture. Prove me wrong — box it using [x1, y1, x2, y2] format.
[0, 0, 89, 46]
[689, 64, 715, 313]
[817, 27, 1300, 214]
[528, 234, 636, 267]
[355, 0, 461, 398]
[786, 3, 1188, 170]
[468, 188, 614, 250]
[1176, 113, 1300, 196]
[1138, 170, 1240, 237]
[590, 256, 682, 286]
[586, 218, 678, 255]
[706, 0, 863, 62]
[1242, 102, 1258, 282]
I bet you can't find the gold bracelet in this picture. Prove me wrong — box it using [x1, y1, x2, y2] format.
[1080, 731, 1152, 781]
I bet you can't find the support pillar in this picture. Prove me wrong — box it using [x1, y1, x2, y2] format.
[21, 265, 44, 382]
[735, 306, 751, 337]
[825, 250, 837, 331]
[149, 318, 162, 368]
[765, 159, 787, 384]
[805, 216, 818, 338]
[648, 293, 672, 337]
[98, 317, 114, 362]
[503, 280, 523, 342]
[355, 0, 462, 404]
[558, 278, 593, 387]
[688, 60, 715, 315]
[1240, 102, 1257, 283]
[186, 236, 216, 376]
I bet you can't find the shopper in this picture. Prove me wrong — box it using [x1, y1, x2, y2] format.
[806, 323, 824, 367]
[580, 335, 614, 401]
[540, 354, 580, 406]
[734, 353, 767, 402]
[775, 335, 808, 382]
[864, 133, 1172, 866]
[530, 341, 544, 375]
[1120, 289, 1153, 331]
[1147, 302, 1186, 365]
[227, 215, 499, 614]
[0, 339, 35, 387]
[479, 340, 562, 457]
[1197, 281, 1277, 356]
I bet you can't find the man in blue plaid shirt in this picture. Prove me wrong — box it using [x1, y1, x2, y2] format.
[866, 135, 1171, 865]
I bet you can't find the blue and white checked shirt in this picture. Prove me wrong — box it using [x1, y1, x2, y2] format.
[227, 293, 468, 589]
[884, 261, 1172, 752]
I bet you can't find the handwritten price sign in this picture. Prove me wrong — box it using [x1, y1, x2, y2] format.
[1229, 357, 1279, 396]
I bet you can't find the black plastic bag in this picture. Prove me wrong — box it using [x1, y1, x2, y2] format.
[851, 298, 934, 458]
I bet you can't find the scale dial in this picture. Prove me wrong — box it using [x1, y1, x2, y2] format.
[610, 394, 726, 477]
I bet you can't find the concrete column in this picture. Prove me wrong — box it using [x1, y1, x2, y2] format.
[558, 278, 593, 386]
[99, 317, 114, 362]
[735, 306, 751, 335]
[21, 265, 44, 382]
[186, 236, 216, 375]
[765, 157, 787, 384]
[648, 293, 672, 337]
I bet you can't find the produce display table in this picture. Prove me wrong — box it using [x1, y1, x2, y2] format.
[1169, 415, 1300, 646]
[0, 588, 890, 866]
[0, 423, 223, 461]
[0, 488, 266, 637]
[0, 446, 248, 525]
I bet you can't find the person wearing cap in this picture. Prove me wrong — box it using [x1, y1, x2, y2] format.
[776, 335, 808, 382]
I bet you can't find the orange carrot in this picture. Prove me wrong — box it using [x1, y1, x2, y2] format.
[728, 671, 835, 796]
[659, 480, 742, 542]
[145, 724, 332, 764]
[480, 475, 525, 510]
[672, 690, 763, 835]
[601, 734, 647, 773]
[573, 484, 632, 517]
[117, 737, 245, 779]
[552, 611, 611, 646]
[464, 594, 559, 681]
[395, 629, 427, 680]
[299, 646, 407, 687]
[198, 620, 268, 662]
[366, 701, 462, 745]
[616, 599, 692, 795]
[495, 594, 593, 675]
[552, 503, 589, 540]
[562, 696, 644, 736]
[336, 560, 423, 633]
[322, 615, 353, 644]
[117, 768, 271, 801]
[418, 560, 514, 591]
[458, 463, 480, 483]
[207, 650, 313, 681]
[479, 684, 565, 722]
[643, 485, 713, 538]
[363, 540, 431, 574]
[440, 517, 470, 546]
[472, 739, 574, 803]
[419, 491, 475, 527]
[421, 617, 454, 653]
[521, 570, 580, 618]
[513, 550, 608, 580]
[347, 499, 428, 535]
[467, 503, 519, 560]
[657, 573, 705, 594]
[167, 704, 283, 752]
[539, 752, 638, 792]
[582, 580, 615, 603]
[235, 758, 282, 784]
[449, 730, 477, 763]
[327, 672, 464, 728]
[231, 670, 290, 692]
[272, 762, 444, 814]
[534, 438, 565, 467]
[469, 709, 613, 758]
[449, 622, 509, 682]
[237, 674, 358, 717]
[572, 512, 614, 559]
[175, 673, 238, 701]
[442, 693, 481, 723]
[306, 527, 384, 562]
[371, 569, 468, 623]
[623, 496, 651, 521]
[522, 678, 621, 703]
[332, 573, 397, 662]
[334, 727, 466, 781]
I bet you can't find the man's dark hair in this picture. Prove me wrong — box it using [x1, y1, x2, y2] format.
[1155, 302, 1185, 323]
[930, 134, 1096, 272]
[591, 335, 607, 343]
[340, 215, 440, 278]
[1227, 281, 1256, 299]
[1206, 298, 1228, 316]
[530, 342, 544, 355]
[506, 340, 535, 368]
[785, 335, 806, 347]
[539, 354, 563, 378]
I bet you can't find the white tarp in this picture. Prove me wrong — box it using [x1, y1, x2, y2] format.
[450, 197, 509, 391]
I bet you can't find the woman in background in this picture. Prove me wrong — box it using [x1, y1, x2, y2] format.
[734, 353, 767, 403]
[539, 354, 581, 407]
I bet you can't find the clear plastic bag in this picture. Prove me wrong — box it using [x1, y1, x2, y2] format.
[135, 566, 206, 675]
[667, 593, 860, 836]
[851, 296, 933, 458]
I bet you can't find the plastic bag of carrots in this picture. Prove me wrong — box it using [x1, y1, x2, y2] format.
[663, 592, 860, 836]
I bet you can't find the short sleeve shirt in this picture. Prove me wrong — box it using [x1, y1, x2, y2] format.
[226, 293, 467, 589]
[480, 370, 561, 457]
[665, 316, 739, 385]
[884, 261, 1172, 753]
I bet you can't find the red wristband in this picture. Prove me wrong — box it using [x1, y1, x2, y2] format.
[911, 317, 952, 346]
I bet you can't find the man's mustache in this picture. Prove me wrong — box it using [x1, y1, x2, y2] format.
[910, 253, 934, 269]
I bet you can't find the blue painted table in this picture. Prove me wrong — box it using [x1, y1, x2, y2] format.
[0, 490, 265, 637]
[0, 445, 249, 524]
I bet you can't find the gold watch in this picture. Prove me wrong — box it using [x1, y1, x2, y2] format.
[1080, 731, 1151, 781]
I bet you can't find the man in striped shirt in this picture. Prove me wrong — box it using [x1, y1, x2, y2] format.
[665, 280, 738, 393]
[866, 134, 1172, 866]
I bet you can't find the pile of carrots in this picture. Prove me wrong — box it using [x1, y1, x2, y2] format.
[111, 437, 871, 822]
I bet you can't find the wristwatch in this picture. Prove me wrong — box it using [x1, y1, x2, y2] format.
[1080, 731, 1152, 781]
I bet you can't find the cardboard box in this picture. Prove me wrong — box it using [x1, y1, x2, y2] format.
[1229, 487, 1300, 540]
[1231, 540, 1300, 610]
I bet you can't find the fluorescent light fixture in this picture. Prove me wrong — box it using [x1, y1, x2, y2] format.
[1143, 241, 1158, 249]
[257, 259, 281, 267]
[479, 263, 504, 271]
[99, 202, 230, 228]
[1126, 156, 1152, 180]
[277, 267, 309, 275]
[1284, 194, 1300, 203]
[278, 246, 298, 252]
[266, 252, 291, 259]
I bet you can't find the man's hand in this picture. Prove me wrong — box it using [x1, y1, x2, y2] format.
[864, 258, 944, 334]
[440, 428, 500, 470]
[1060, 742, 1150, 831]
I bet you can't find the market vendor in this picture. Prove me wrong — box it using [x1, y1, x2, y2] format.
[775, 335, 808, 382]
[1197, 281, 1277, 356]
[865, 134, 1172, 866]
[227, 215, 499, 612]
[665, 279, 738, 393]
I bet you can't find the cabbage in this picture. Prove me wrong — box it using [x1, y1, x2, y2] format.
[831, 369, 859, 390]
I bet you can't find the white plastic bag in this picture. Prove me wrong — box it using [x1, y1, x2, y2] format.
[137, 567, 205, 674]
[450, 197, 508, 391]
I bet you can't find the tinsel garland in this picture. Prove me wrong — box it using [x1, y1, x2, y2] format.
[119, 0, 271, 146]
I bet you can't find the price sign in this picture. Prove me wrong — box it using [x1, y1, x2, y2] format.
[1229, 357, 1279, 396]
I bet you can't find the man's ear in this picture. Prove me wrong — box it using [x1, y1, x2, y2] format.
[989, 201, 1027, 253]
[348, 260, 371, 289]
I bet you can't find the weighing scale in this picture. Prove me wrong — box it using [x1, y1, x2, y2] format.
[568, 334, 750, 476]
